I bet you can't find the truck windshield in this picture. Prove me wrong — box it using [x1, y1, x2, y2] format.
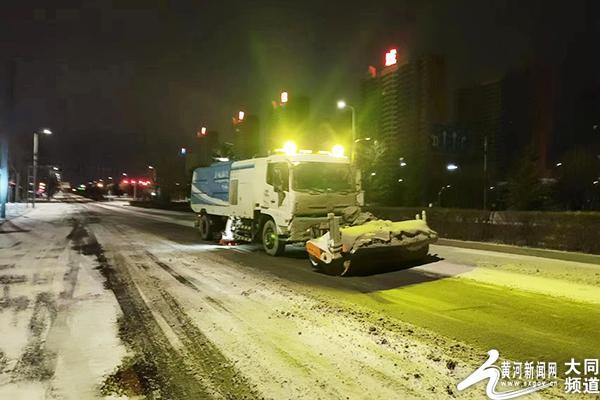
[292, 162, 353, 192]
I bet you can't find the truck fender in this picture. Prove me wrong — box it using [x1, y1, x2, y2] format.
[258, 212, 287, 236]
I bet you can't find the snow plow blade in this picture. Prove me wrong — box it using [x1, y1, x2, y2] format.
[306, 212, 437, 276]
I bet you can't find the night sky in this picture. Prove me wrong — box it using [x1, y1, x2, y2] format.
[0, 0, 592, 182]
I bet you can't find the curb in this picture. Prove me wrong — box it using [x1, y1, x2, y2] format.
[435, 238, 600, 265]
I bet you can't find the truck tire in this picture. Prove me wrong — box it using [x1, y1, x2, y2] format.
[198, 214, 214, 240]
[262, 219, 285, 256]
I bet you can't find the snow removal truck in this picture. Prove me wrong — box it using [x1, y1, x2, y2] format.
[190, 142, 437, 275]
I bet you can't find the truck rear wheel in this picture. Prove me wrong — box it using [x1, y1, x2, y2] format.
[198, 214, 214, 240]
[262, 219, 285, 256]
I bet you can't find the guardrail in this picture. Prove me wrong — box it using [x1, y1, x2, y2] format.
[367, 206, 600, 255]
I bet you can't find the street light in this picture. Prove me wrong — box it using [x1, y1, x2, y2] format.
[197, 126, 207, 137]
[336, 100, 357, 162]
[148, 165, 157, 186]
[446, 163, 459, 171]
[32, 128, 52, 208]
[438, 184, 451, 207]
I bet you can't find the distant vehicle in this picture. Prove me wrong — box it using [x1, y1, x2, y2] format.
[191, 143, 436, 275]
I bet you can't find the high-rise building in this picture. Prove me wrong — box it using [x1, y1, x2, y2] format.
[456, 80, 502, 180]
[457, 65, 556, 183]
[358, 66, 381, 141]
[554, 0, 600, 164]
[361, 51, 448, 205]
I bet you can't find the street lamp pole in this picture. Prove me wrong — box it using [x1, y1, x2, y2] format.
[349, 105, 356, 160]
[32, 132, 38, 207]
[32, 129, 52, 208]
[438, 185, 451, 207]
[483, 136, 488, 210]
[148, 165, 157, 195]
[148, 165, 156, 181]
[337, 100, 357, 162]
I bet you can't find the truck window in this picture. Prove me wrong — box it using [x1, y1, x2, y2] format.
[266, 163, 289, 191]
[292, 162, 353, 192]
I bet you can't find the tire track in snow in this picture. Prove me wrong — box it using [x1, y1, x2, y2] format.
[79, 217, 260, 399]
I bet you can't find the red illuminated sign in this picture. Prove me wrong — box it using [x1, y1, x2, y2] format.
[385, 49, 397, 66]
[368, 65, 377, 78]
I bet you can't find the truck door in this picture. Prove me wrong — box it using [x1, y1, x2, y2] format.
[264, 162, 289, 210]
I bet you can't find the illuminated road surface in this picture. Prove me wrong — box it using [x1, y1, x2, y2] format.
[1, 199, 598, 399]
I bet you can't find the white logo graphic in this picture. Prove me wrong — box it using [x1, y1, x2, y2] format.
[457, 349, 553, 399]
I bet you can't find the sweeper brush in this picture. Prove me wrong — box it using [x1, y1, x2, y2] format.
[305, 208, 438, 276]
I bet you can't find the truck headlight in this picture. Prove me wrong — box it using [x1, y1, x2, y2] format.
[332, 144, 344, 158]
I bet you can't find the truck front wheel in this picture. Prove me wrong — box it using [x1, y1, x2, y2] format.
[262, 219, 285, 256]
[198, 214, 213, 240]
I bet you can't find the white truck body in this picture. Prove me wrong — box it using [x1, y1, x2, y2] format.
[191, 152, 362, 243]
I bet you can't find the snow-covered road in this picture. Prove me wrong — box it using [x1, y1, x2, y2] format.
[1, 200, 599, 399]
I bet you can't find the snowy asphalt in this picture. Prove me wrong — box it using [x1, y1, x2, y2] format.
[0, 197, 599, 399]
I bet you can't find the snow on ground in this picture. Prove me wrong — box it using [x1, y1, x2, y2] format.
[1, 202, 29, 221]
[1, 200, 599, 399]
[0, 203, 127, 400]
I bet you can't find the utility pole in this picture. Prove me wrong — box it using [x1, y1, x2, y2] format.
[483, 136, 488, 210]
[0, 133, 8, 219]
[1, 63, 14, 218]
[438, 184, 451, 207]
[32, 132, 38, 207]
[31, 129, 52, 208]
[336, 100, 357, 162]
[0, 59, 16, 219]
